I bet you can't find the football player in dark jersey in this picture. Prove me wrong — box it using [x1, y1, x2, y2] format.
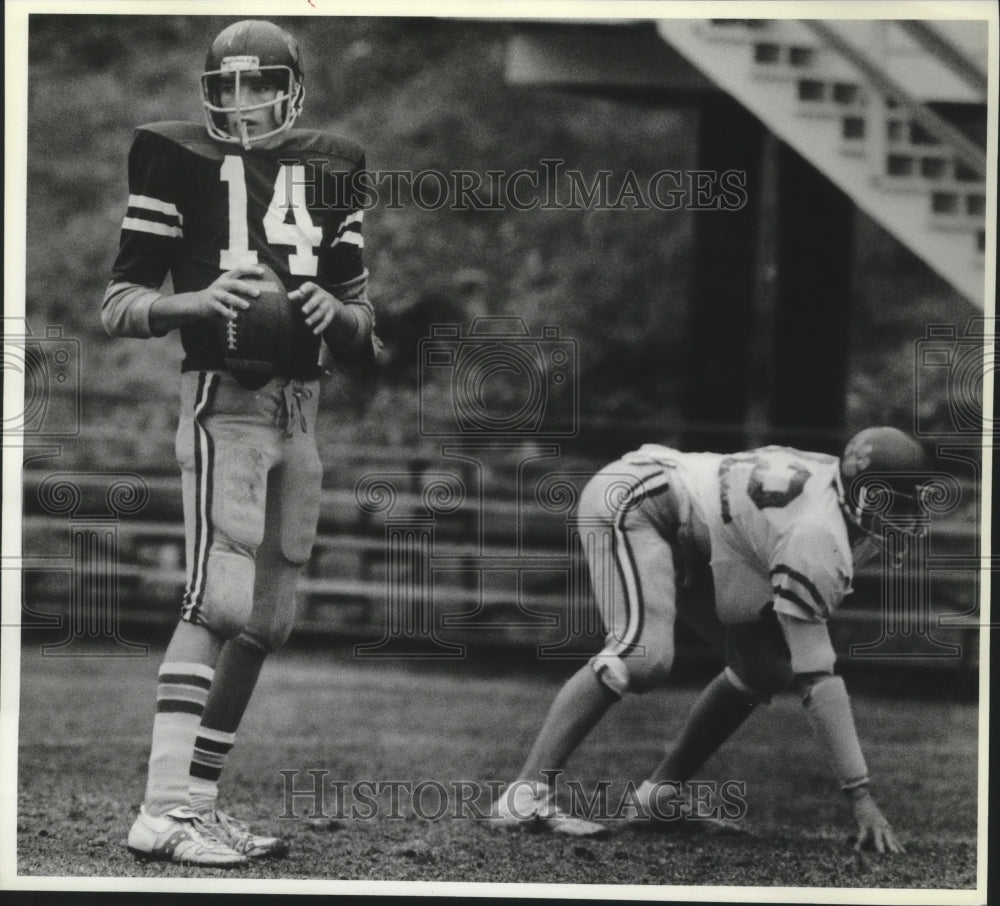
[103, 20, 378, 866]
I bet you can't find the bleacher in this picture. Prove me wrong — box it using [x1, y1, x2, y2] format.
[18, 441, 982, 673]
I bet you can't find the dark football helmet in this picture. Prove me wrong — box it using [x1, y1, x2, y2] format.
[837, 426, 931, 564]
[201, 20, 304, 148]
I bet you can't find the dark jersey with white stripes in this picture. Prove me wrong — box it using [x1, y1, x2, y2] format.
[111, 121, 366, 377]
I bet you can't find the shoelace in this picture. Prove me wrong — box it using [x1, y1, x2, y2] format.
[185, 811, 234, 847]
[212, 810, 250, 836]
[211, 810, 265, 855]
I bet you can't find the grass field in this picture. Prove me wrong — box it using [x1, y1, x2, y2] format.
[14, 639, 980, 892]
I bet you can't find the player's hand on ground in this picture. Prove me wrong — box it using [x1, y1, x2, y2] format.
[289, 282, 342, 335]
[848, 788, 905, 854]
[195, 266, 262, 320]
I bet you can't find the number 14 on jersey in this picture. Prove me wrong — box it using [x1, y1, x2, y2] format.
[219, 156, 321, 276]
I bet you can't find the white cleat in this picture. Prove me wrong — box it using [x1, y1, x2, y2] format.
[488, 782, 609, 838]
[127, 805, 248, 867]
[202, 809, 290, 860]
[623, 780, 746, 835]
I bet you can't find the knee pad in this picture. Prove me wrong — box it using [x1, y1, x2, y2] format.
[215, 611, 294, 657]
[590, 650, 673, 696]
[724, 664, 791, 704]
[627, 651, 674, 693]
[240, 555, 301, 653]
[241, 611, 295, 655]
[185, 548, 255, 641]
[724, 616, 795, 700]
[589, 654, 631, 698]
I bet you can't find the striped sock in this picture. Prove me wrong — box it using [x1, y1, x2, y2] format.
[144, 662, 214, 816]
[189, 726, 237, 814]
[185, 635, 269, 814]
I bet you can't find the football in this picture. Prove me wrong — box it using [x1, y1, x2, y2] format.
[218, 263, 295, 390]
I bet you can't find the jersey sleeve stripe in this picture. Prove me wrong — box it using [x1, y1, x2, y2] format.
[772, 586, 816, 615]
[331, 212, 364, 249]
[128, 193, 183, 222]
[332, 232, 364, 249]
[126, 204, 180, 228]
[770, 564, 826, 612]
[122, 216, 183, 239]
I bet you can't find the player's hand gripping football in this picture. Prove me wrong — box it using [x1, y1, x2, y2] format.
[195, 266, 262, 320]
[148, 266, 264, 335]
[848, 787, 905, 854]
[288, 282, 343, 335]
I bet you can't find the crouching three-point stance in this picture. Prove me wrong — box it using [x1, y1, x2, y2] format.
[494, 428, 927, 853]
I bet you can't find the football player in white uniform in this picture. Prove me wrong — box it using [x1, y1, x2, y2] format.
[495, 427, 927, 853]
